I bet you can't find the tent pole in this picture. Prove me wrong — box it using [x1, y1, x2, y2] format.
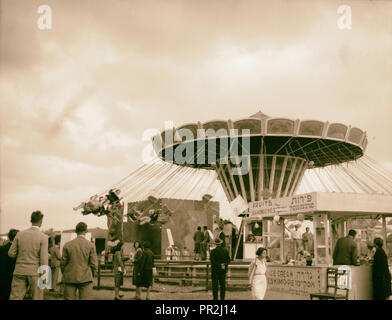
[382, 215, 388, 252]
[234, 218, 244, 260]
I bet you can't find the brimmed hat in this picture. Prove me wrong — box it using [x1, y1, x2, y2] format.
[214, 237, 223, 245]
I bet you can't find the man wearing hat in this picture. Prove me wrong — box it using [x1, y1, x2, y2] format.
[210, 237, 230, 300]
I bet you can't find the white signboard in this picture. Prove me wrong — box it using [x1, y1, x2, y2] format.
[230, 195, 249, 216]
[249, 193, 317, 217]
[166, 228, 174, 247]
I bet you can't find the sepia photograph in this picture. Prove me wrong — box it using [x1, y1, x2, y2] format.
[0, 0, 391, 306]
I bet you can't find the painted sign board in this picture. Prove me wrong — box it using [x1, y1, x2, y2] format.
[266, 265, 324, 298]
[249, 192, 317, 217]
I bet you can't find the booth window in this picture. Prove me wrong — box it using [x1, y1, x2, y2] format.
[246, 220, 263, 242]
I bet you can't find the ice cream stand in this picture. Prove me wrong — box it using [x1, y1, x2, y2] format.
[242, 191, 392, 299]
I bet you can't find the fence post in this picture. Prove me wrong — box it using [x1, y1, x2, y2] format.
[97, 263, 101, 290]
[190, 260, 194, 287]
[166, 260, 169, 283]
[206, 261, 209, 292]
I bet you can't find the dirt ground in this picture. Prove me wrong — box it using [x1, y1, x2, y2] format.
[45, 277, 253, 300]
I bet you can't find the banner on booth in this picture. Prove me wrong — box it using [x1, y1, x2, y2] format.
[249, 192, 317, 217]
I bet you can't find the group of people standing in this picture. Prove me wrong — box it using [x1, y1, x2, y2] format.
[0, 211, 98, 300]
[0, 210, 157, 300]
[333, 229, 391, 300]
[193, 226, 212, 260]
[130, 240, 155, 300]
[106, 238, 155, 300]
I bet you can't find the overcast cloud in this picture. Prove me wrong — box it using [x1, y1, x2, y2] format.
[1, 0, 391, 233]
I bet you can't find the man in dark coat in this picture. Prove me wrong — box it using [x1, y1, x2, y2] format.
[372, 238, 391, 300]
[333, 229, 359, 266]
[193, 226, 204, 260]
[210, 237, 230, 300]
[0, 229, 19, 300]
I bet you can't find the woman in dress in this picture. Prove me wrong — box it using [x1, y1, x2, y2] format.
[112, 241, 125, 300]
[140, 241, 155, 300]
[248, 247, 268, 300]
[132, 241, 143, 300]
[372, 238, 392, 300]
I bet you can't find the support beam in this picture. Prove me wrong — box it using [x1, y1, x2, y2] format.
[280, 221, 285, 264]
[235, 156, 248, 202]
[233, 219, 244, 260]
[227, 163, 239, 197]
[276, 157, 288, 198]
[291, 161, 307, 196]
[257, 154, 265, 200]
[268, 155, 277, 198]
[289, 160, 305, 196]
[217, 163, 234, 201]
[382, 216, 388, 252]
[248, 156, 255, 202]
[283, 158, 298, 198]
[122, 201, 128, 222]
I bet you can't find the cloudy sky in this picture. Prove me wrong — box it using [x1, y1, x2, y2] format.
[1, 0, 391, 234]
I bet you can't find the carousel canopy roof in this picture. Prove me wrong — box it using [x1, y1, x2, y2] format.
[155, 112, 367, 168]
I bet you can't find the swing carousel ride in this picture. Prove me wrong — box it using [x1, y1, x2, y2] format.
[74, 111, 392, 258]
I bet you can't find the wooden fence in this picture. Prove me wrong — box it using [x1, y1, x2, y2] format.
[97, 256, 251, 291]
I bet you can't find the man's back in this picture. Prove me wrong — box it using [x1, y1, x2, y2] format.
[142, 248, 154, 270]
[49, 245, 61, 268]
[8, 227, 48, 276]
[210, 246, 230, 271]
[194, 231, 204, 243]
[333, 236, 358, 265]
[61, 236, 97, 284]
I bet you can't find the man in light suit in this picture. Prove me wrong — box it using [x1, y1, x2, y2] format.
[61, 222, 98, 300]
[8, 211, 48, 300]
